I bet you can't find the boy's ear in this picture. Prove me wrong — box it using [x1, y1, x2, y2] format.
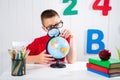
[42, 26, 48, 32]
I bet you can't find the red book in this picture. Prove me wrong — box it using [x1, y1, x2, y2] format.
[86, 63, 120, 74]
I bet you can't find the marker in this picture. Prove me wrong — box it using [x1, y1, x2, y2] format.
[20, 50, 23, 59]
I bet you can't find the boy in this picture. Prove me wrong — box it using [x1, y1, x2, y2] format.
[26, 9, 76, 64]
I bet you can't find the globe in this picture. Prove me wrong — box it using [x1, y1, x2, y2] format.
[47, 37, 70, 59]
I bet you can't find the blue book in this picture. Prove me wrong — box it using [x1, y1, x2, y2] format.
[87, 68, 120, 78]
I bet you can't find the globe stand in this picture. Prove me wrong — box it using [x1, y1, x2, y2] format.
[50, 60, 66, 68]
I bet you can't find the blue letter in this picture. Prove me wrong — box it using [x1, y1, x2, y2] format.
[87, 29, 105, 54]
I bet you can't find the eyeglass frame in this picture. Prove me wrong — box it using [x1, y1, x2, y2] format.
[44, 20, 63, 30]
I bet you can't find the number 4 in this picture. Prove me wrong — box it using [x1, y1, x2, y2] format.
[92, 0, 112, 16]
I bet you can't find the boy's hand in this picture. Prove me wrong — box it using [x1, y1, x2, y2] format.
[36, 50, 54, 64]
[60, 29, 73, 39]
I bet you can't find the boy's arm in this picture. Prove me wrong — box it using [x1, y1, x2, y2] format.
[26, 50, 54, 64]
[60, 29, 77, 64]
[66, 37, 77, 64]
[26, 55, 39, 63]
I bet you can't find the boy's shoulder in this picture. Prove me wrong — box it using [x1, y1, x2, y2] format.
[34, 34, 50, 41]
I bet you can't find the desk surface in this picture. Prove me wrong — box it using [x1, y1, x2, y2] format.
[0, 61, 120, 80]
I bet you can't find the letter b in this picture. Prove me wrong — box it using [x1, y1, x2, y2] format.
[87, 29, 105, 54]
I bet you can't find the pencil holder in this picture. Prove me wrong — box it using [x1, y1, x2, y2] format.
[11, 59, 26, 76]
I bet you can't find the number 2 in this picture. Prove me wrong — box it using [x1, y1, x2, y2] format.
[92, 0, 112, 16]
[63, 0, 78, 15]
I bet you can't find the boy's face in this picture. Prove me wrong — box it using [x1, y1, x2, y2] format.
[42, 16, 62, 31]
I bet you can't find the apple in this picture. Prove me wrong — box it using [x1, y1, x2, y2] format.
[99, 49, 111, 61]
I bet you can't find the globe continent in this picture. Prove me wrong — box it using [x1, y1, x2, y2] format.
[47, 37, 70, 59]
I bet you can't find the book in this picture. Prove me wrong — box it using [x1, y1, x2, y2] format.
[86, 63, 120, 74]
[87, 68, 120, 78]
[89, 57, 120, 68]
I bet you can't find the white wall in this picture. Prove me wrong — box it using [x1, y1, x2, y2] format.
[0, 0, 120, 75]
[109, 0, 120, 58]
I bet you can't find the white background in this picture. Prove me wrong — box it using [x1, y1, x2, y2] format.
[0, 0, 120, 75]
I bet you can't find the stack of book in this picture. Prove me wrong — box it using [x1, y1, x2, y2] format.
[86, 57, 120, 78]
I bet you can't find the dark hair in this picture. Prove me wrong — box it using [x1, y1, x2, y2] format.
[41, 9, 59, 23]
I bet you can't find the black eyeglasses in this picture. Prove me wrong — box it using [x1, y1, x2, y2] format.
[45, 20, 63, 30]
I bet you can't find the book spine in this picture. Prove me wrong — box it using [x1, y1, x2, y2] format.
[89, 58, 110, 68]
[87, 68, 110, 78]
[86, 63, 109, 74]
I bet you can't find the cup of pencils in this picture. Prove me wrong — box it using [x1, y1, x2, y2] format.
[8, 48, 29, 76]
